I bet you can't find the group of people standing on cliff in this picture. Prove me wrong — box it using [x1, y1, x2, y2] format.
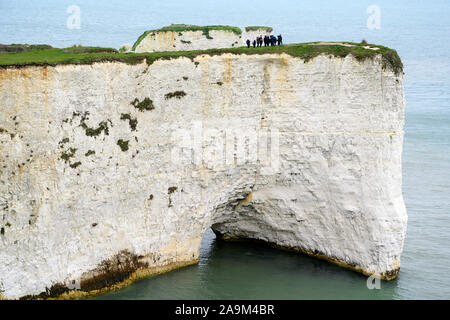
[246, 34, 283, 48]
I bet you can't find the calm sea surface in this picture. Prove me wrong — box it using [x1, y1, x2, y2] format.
[1, 0, 449, 299]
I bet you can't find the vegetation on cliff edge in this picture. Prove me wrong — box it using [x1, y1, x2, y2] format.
[245, 26, 273, 32]
[0, 42, 403, 75]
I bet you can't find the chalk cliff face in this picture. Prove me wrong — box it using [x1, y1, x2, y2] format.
[0, 52, 407, 299]
[135, 30, 242, 52]
[134, 28, 272, 52]
[242, 28, 272, 43]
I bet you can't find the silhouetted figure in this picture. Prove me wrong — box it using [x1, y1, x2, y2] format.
[246, 39, 251, 48]
[253, 39, 256, 48]
[277, 34, 283, 46]
[270, 35, 276, 46]
[264, 35, 269, 47]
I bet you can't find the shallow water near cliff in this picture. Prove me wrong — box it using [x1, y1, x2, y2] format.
[94, 229, 402, 300]
[2, 0, 450, 299]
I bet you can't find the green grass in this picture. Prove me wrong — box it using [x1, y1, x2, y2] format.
[132, 24, 243, 50]
[0, 42, 403, 75]
[151, 24, 242, 34]
[245, 26, 273, 33]
[61, 45, 117, 54]
[132, 31, 152, 51]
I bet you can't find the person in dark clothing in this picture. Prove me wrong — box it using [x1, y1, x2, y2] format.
[265, 35, 269, 47]
[258, 36, 262, 47]
[277, 34, 283, 46]
[246, 39, 251, 48]
[270, 35, 276, 46]
[252, 39, 256, 48]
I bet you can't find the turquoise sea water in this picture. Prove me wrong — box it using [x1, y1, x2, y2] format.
[1, 0, 449, 299]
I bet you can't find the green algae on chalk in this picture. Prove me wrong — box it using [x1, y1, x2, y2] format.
[131, 97, 154, 112]
[14, 249, 198, 300]
[120, 113, 138, 131]
[117, 139, 129, 152]
[61, 148, 77, 163]
[164, 91, 187, 100]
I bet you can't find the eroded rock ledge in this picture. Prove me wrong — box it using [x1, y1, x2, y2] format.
[0, 48, 407, 299]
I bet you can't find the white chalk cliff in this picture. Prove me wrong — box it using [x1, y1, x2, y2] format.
[133, 26, 272, 53]
[0, 51, 407, 299]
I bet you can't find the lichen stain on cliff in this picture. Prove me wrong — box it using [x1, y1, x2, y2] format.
[0, 68, 32, 81]
[221, 57, 233, 114]
[272, 242, 401, 281]
[0, 68, 10, 81]
[16, 250, 197, 300]
[260, 59, 274, 128]
[40, 66, 51, 114]
[152, 31, 176, 50]
[79, 250, 149, 292]
[224, 57, 232, 85]
[237, 192, 253, 208]
[273, 54, 294, 109]
[2, 67, 52, 123]
[198, 56, 214, 120]
[41, 66, 48, 81]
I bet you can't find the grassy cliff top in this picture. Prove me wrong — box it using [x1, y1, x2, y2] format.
[132, 24, 243, 51]
[148, 24, 242, 34]
[0, 42, 403, 75]
[245, 26, 273, 32]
